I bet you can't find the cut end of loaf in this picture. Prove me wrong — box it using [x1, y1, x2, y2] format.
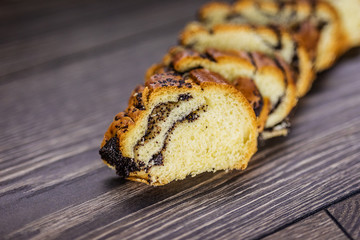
[100, 69, 258, 185]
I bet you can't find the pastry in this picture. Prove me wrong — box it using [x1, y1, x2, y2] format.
[99, 0, 360, 185]
[180, 22, 314, 97]
[198, 0, 343, 71]
[100, 68, 258, 185]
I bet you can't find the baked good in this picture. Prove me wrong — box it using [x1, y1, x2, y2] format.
[180, 22, 314, 97]
[99, 0, 359, 185]
[254, 0, 360, 51]
[148, 46, 297, 136]
[323, 0, 360, 51]
[147, 64, 270, 133]
[198, 0, 343, 71]
[100, 68, 258, 185]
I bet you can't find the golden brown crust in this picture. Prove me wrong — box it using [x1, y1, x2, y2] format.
[198, 1, 231, 21]
[251, 51, 277, 69]
[100, 68, 258, 185]
[189, 67, 230, 85]
[257, 97, 271, 132]
[233, 76, 262, 111]
[206, 48, 252, 62]
[232, 76, 268, 131]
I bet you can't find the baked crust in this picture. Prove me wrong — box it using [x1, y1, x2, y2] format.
[100, 68, 258, 185]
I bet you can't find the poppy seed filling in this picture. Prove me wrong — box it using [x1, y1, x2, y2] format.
[99, 93, 206, 178]
[134, 93, 203, 165]
[99, 137, 139, 178]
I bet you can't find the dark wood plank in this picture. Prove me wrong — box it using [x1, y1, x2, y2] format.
[263, 211, 348, 240]
[1, 45, 359, 187]
[0, 22, 182, 184]
[1, 0, 141, 35]
[328, 194, 360, 240]
[0, 0, 213, 77]
[0, 148, 237, 238]
[0, 1, 359, 239]
[4, 122, 359, 239]
[2, 80, 359, 239]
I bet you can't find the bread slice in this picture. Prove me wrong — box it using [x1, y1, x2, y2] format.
[100, 68, 258, 185]
[148, 46, 297, 135]
[198, 0, 343, 71]
[180, 22, 314, 97]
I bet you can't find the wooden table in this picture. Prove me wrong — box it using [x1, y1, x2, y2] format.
[1, 0, 359, 239]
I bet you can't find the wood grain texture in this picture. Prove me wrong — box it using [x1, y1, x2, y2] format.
[328, 194, 360, 240]
[263, 211, 348, 240]
[0, 0, 212, 78]
[0, 0, 360, 239]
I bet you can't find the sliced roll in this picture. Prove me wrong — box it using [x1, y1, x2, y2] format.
[180, 22, 314, 97]
[148, 46, 297, 136]
[198, 0, 343, 71]
[100, 68, 258, 185]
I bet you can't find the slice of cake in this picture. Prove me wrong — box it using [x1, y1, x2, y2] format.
[100, 68, 258, 185]
[180, 22, 314, 97]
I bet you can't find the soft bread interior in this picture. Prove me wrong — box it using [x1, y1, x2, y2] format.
[162, 48, 292, 128]
[145, 85, 257, 184]
[181, 22, 295, 64]
[180, 22, 314, 97]
[120, 88, 203, 158]
[134, 93, 205, 166]
[100, 70, 258, 185]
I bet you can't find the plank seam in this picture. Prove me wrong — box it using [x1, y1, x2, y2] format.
[257, 189, 360, 240]
[325, 209, 354, 240]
